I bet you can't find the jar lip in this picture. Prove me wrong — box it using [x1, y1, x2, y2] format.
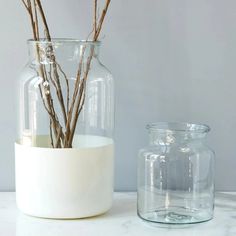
[27, 38, 101, 45]
[147, 122, 210, 133]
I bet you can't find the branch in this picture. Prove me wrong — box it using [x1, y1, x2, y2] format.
[33, 0, 39, 38]
[35, 0, 51, 40]
[68, 47, 94, 147]
[24, 0, 37, 40]
[21, 0, 30, 12]
[94, 0, 98, 38]
[94, 0, 111, 41]
[66, 0, 112, 147]
[56, 62, 70, 113]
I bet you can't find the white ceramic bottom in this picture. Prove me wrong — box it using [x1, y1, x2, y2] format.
[15, 135, 114, 219]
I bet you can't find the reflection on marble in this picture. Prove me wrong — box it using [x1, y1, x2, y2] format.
[0, 192, 235, 236]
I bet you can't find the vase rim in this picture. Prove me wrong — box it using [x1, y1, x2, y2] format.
[147, 122, 210, 134]
[27, 38, 101, 45]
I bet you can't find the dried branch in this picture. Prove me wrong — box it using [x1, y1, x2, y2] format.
[21, 0, 30, 13]
[33, 0, 39, 38]
[67, 46, 94, 147]
[48, 65, 57, 89]
[68, 79, 86, 146]
[55, 126, 62, 148]
[94, 0, 111, 41]
[51, 64, 68, 126]
[36, 1, 68, 128]
[66, 0, 112, 147]
[94, 0, 98, 38]
[35, 0, 51, 40]
[49, 120, 54, 148]
[22, 0, 66, 147]
[63, 44, 87, 147]
[22, 0, 37, 39]
[56, 62, 70, 113]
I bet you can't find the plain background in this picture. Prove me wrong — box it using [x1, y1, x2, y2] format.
[0, 0, 236, 191]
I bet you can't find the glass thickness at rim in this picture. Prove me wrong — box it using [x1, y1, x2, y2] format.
[27, 38, 101, 45]
[147, 122, 210, 134]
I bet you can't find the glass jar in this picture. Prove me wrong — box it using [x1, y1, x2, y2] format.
[137, 122, 215, 224]
[15, 39, 114, 219]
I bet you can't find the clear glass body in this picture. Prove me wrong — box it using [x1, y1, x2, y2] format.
[17, 39, 114, 148]
[137, 122, 215, 224]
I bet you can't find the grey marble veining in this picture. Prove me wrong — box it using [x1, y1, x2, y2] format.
[0, 192, 235, 236]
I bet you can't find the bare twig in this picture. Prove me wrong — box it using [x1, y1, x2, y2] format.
[66, 0, 112, 147]
[48, 65, 57, 89]
[22, 0, 66, 147]
[33, 0, 39, 38]
[35, 1, 68, 126]
[67, 46, 94, 147]
[94, 0, 111, 41]
[55, 126, 62, 148]
[94, 0, 98, 38]
[51, 63, 68, 126]
[22, 0, 37, 39]
[35, 0, 51, 40]
[21, 0, 30, 13]
[56, 62, 70, 113]
[49, 120, 54, 148]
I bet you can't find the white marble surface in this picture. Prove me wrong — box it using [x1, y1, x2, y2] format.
[0, 192, 235, 236]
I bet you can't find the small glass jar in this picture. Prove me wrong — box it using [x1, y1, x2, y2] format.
[137, 122, 215, 224]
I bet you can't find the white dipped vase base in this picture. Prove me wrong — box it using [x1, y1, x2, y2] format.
[15, 135, 114, 219]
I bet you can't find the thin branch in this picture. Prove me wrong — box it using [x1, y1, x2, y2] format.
[36, 1, 68, 126]
[56, 62, 70, 114]
[51, 63, 68, 126]
[94, 0, 98, 38]
[68, 81, 86, 147]
[35, 0, 69, 144]
[68, 47, 94, 147]
[38, 84, 52, 115]
[33, 0, 39, 38]
[21, 0, 30, 12]
[55, 126, 62, 148]
[48, 64, 57, 89]
[66, 0, 112, 147]
[49, 119, 54, 148]
[94, 0, 111, 41]
[21, 0, 66, 147]
[35, 0, 51, 40]
[64, 45, 86, 146]
[25, 0, 37, 40]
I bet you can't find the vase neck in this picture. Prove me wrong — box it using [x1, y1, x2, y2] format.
[27, 39, 100, 64]
[147, 122, 210, 145]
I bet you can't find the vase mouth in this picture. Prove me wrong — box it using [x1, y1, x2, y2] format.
[147, 122, 210, 134]
[27, 38, 101, 62]
[27, 38, 101, 45]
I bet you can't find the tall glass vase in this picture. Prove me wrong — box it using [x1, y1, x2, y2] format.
[15, 39, 114, 219]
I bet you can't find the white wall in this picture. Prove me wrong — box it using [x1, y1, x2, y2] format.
[0, 0, 236, 191]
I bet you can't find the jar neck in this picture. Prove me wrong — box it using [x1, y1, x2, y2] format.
[147, 123, 210, 145]
[27, 39, 100, 64]
[148, 131, 207, 145]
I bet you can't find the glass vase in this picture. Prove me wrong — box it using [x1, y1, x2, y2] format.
[137, 122, 215, 224]
[15, 39, 114, 219]
[17, 39, 114, 147]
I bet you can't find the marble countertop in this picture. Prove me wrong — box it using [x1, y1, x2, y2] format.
[0, 192, 235, 236]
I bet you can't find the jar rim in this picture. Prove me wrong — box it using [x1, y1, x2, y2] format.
[27, 38, 101, 45]
[147, 122, 210, 133]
